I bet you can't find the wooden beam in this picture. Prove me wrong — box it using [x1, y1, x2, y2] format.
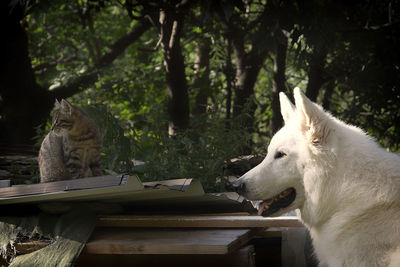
[97, 215, 303, 228]
[83, 228, 258, 255]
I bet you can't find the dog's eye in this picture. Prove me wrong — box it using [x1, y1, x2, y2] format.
[274, 151, 286, 159]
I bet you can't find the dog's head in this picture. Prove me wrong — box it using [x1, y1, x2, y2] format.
[234, 87, 335, 217]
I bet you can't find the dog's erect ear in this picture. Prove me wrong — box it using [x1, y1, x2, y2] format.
[279, 92, 296, 123]
[293, 87, 331, 145]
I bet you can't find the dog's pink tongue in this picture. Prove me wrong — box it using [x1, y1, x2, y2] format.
[257, 201, 269, 216]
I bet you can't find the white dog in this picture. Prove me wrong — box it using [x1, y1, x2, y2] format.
[234, 88, 400, 267]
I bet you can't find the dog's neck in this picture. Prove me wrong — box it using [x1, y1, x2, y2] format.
[298, 149, 341, 229]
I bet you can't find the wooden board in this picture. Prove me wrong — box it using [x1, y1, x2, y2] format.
[14, 241, 51, 255]
[0, 176, 199, 199]
[77, 245, 256, 267]
[83, 228, 258, 255]
[0, 175, 142, 204]
[144, 179, 193, 191]
[0, 176, 206, 206]
[97, 215, 303, 228]
[0, 175, 127, 198]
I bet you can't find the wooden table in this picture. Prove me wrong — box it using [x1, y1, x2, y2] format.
[76, 215, 302, 266]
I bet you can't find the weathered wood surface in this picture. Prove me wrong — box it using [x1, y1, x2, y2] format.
[77, 245, 256, 267]
[0, 176, 200, 200]
[14, 240, 51, 255]
[11, 227, 289, 257]
[83, 228, 258, 255]
[0, 174, 126, 198]
[0, 175, 144, 205]
[0, 178, 214, 209]
[0, 154, 38, 184]
[97, 215, 303, 228]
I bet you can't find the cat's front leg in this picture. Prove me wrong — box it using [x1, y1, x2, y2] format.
[89, 149, 102, 177]
[90, 162, 102, 177]
[67, 161, 85, 179]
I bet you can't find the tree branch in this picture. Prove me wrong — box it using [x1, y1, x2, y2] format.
[51, 18, 152, 99]
[96, 18, 152, 67]
[33, 54, 78, 73]
[341, 20, 400, 33]
[52, 71, 99, 99]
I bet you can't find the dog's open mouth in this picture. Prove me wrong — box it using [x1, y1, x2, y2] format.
[252, 188, 296, 217]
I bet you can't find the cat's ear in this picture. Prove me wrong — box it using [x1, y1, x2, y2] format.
[60, 99, 73, 115]
[55, 99, 61, 108]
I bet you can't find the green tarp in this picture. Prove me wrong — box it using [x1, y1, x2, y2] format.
[0, 209, 97, 266]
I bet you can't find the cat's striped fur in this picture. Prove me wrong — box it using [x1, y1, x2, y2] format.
[39, 99, 102, 183]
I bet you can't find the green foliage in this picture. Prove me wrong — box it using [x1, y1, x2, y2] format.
[34, 102, 253, 192]
[33, 121, 52, 147]
[83, 104, 136, 174]
[27, 1, 132, 88]
[132, 107, 253, 192]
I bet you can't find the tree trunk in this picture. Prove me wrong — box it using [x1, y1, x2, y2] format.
[0, 2, 53, 144]
[158, 8, 190, 135]
[232, 40, 268, 131]
[215, 5, 269, 134]
[225, 37, 233, 127]
[193, 37, 211, 116]
[322, 81, 335, 111]
[231, 37, 268, 154]
[271, 31, 288, 134]
[306, 43, 327, 102]
[214, 2, 270, 154]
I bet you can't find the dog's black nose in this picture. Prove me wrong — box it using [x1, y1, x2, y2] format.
[232, 179, 246, 195]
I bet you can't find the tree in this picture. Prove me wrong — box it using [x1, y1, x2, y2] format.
[1, 1, 50, 144]
[192, 37, 211, 116]
[290, 0, 400, 149]
[2, 0, 400, 157]
[142, 0, 192, 135]
[0, 0, 151, 144]
[214, 1, 272, 139]
[271, 29, 288, 133]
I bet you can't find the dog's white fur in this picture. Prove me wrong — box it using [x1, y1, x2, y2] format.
[238, 88, 400, 266]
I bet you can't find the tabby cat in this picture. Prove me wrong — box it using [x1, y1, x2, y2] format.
[39, 99, 103, 183]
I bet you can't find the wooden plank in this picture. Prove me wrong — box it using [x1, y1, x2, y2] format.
[97, 215, 303, 228]
[0, 177, 205, 207]
[0, 180, 10, 188]
[77, 245, 255, 267]
[0, 174, 127, 198]
[0, 175, 144, 205]
[255, 227, 285, 238]
[83, 228, 257, 255]
[14, 241, 51, 255]
[235, 245, 255, 267]
[143, 178, 193, 191]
